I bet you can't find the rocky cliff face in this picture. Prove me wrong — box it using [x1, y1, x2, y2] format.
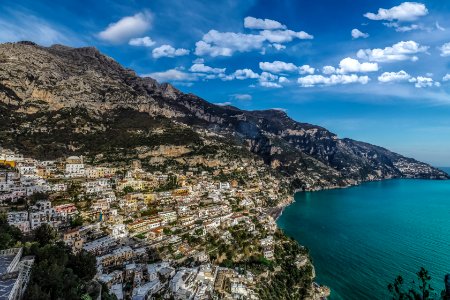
[0, 41, 447, 190]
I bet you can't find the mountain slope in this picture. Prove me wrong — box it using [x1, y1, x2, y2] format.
[0, 41, 447, 191]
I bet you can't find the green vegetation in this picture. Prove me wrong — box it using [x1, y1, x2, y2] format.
[23, 224, 99, 299]
[122, 186, 134, 194]
[258, 232, 313, 300]
[154, 174, 180, 192]
[0, 218, 115, 299]
[0, 213, 23, 250]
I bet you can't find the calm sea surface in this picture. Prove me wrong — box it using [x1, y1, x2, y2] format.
[277, 168, 450, 299]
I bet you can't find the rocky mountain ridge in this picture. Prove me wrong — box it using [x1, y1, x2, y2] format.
[0, 41, 448, 191]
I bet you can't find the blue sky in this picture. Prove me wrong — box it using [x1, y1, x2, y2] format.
[1, 0, 450, 166]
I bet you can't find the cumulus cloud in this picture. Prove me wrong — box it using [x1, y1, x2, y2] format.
[338, 57, 378, 73]
[189, 63, 225, 74]
[259, 71, 282, 88]
[230, 93, 252, 101]
[413, 76, 436, 88]
[364, 2, 428, 22]
[128, 36, 155, 47]
[152, 45, 190, 58]
[259, 61, 314, 75]
[244, 16, 286, 30]
[298, 74, 370, 87]
[351, 29, 369, 39]
[145, 69, 197, 82]
[378, 70, 412, 83]
[357, 40, 428, 62]
[98, 11, 152, 43]
[223, 69, 260, 81]
[439, 42, 450, 57]
[299, 65, 315, 75]
[322, 66, 336, 75]
[259, 61, 298, 73]
[443, 74, 450, 82]
[195, 27, 313, 57]
[279, 76, 290, 83]
[195, 30, 265, 57]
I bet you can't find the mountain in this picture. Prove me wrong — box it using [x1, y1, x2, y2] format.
[0, 41, 448, 192]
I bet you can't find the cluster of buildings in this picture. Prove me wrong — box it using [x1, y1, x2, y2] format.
[7, 201, 78, 233]
[1, 147, 328, 299]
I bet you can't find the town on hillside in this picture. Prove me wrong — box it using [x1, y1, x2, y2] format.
[0, 147, 330, 300]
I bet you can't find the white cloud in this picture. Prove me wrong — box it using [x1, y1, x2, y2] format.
[259, 72, 278, 81]
[351, 29, 369, 39]
[195, 41, 231, 57]
[439, 42, 450, 57]
[259, 61, 298, 73]
[322, 66, 336, 75]
[152, 44, 190, 58]
[192, 58, 204, 64]
[270, 43, 286, 50]
[279, 76, 290, 83]
[260, 81, 282, 88]
[442, 74, 450, 82]
[383, 22, 421, 32]
[364, 2, 428, 22]
[223, 69, 260, 81]
[98, 11, 152, 43]
[195, 30, 266, 57]
[299, 65, 315, 75]
[259, 61, 314, 75]
[414, 76, 435, 88]
[378, 70, 412, 83]
[189, 63, 225, 74]
[234, 69, 260, 79]
[244, 16, 286, 30]
[338, 57, 378, 73]
[128, 36, 155, 47]
[259, 72, 282, 88]
[230, 94, 252, 101]
[357, 40, 428, 62]
[260, 29, 313, 43]
[215, 101, 232, 106]
[298, 74, 370, 87]
[436, 22, 445, 31]
[195, 28, 313, 57]
[145, 69, 197, 82]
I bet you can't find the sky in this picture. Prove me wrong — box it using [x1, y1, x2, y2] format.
[1, 0, 450, 166]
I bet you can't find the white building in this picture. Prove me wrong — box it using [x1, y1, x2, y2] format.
[65, 156, 85, 178]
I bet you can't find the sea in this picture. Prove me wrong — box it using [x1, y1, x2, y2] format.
[277, 168, 450, 299]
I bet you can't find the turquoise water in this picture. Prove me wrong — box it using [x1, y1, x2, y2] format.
[277, 169, 450, 300]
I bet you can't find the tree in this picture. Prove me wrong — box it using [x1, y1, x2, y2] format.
[0, 213, 23, 250]
[123, 186, 134, 194]
[24, 242, 97, 299]
[67, 251, 97, 281]
[70, 214, 83, 228]
[388, 267, 444, 300]
[33, 223, 57, 246]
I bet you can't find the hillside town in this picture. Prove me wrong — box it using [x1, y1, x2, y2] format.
[0, 146, 330, 300]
